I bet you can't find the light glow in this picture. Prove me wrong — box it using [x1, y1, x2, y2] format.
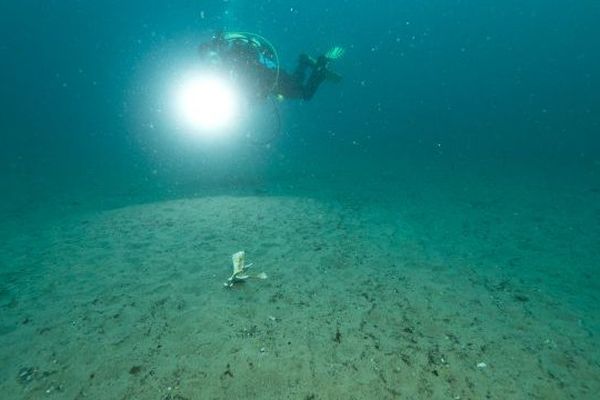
[174, 74, 240, 132]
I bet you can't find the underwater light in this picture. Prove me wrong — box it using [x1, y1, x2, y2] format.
[174, 74, 240, 132]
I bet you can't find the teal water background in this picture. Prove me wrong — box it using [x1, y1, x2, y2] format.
[1, 1, 598, 202]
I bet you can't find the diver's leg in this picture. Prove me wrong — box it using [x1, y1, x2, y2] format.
[303, 55, 329, 100]
[272, 54, 315, 99]
[275, 71, 304, 99]
[294, 54, 315, 82]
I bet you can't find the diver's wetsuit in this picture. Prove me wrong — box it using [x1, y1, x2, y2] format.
[198, 33, 333, 101]
[276, 55, 330, 101]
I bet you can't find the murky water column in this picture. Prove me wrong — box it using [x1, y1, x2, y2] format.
[222, 0, 243, 31]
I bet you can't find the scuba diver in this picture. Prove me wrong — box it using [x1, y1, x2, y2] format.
[198, 31, 345, 102]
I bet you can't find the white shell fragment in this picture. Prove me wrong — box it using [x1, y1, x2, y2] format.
[232, 251, 247, 275]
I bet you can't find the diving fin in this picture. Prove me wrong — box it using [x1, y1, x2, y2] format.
[325, 46, 345, 61]
[322, 46, 344, 82]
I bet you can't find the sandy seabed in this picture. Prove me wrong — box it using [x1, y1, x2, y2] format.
[1, 176, 599, 399]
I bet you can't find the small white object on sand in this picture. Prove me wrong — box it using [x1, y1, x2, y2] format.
[477, 362, 487, 368]
[224, 251, 267, 288]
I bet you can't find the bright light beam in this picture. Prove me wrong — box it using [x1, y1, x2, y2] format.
[174, 74, 240, 133]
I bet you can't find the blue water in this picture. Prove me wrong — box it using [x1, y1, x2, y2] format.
[1, 1, 599, 398]
[2, 1, 598, 193]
